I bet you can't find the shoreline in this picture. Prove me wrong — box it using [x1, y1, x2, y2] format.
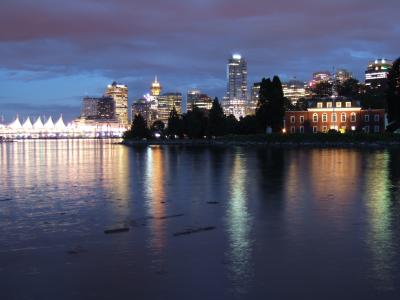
[121, 137, 400, 148]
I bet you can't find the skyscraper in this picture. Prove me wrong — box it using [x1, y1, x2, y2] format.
[157, 93, 182, 125]
[151, 76, 162, 96]
[365, 59, 393, 90]
[105, 82, 128, 125]
[80, 96, 115, 120]
[223, 54, 248, 119]
[187, 89, 213, 112]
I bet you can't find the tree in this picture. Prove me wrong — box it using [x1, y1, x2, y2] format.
[386, 57, 400, 130]
[124, 114, 149, 139]
[167, 106, 183, 137]
[336, 78, 360, 98]
[255, 76, 286, 132]
[207, 97, 225, 136]
[183, 106, 207, 138]
[311, 81, 333, 98]
[151, 120, 165, 136]
[237, 115, 257, 135]
[224, 115, 239, 135]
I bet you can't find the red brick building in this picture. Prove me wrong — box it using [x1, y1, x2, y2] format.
[284, 100, 386, 134]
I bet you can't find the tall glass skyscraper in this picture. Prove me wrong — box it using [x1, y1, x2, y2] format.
[105, 82, 128, 125]
[223, 54, 248, 119]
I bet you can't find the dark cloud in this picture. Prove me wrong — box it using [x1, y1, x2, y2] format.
[0, 0, 399, 116]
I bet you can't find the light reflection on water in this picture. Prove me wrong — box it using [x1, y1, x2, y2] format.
[1, 141, 400, 299]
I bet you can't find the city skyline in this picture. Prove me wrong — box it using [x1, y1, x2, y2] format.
[1, 0, 400, 121]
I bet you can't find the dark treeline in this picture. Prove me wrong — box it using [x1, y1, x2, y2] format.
[125, 76, 287, 140]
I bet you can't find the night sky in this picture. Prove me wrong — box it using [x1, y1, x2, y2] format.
[1, 0, 399, 121]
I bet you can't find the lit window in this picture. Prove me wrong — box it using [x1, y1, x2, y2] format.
[317, 102, 323, 108]
[374, 125, 380, 133]
[336, 102, 342, 108]
[364, 115, 370, 122]
[327, 102, 332, 108]
[299, 126, 304, 133]
[290, 116, 295, 123]
[291, 126, 296, 133]
[322, 126, 327, 132]
[341, 113, 346, 122]
[300, 116, 304, 123]
[350, 113, 356, 122]
[313, 113, 318, 122]
[313, 126, 318, 133]
[322, 113, 327, 122]
[332, 113, 337, 122]
[351, 126, 356, 131]
[374, 114, 380, 122]
[345, 102, 351, 108]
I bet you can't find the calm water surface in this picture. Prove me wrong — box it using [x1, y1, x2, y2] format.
[1, 140, 400, 300]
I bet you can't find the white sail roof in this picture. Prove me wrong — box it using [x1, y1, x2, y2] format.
[9, 116, 22, 129]
[22, 117, 33, 129]
[54, 116, 66, 130]
[33, 117, 44, 129]
[43, 116, 54, 130]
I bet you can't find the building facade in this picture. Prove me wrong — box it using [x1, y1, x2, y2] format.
[131, 98, 155, 127]
[283, 81, 307, 105]
[365, 59, 393, 90]
[223, 54, 248, 119]
[284, 100, 385, 134]
[81, 96, 115, 120]
[157, 93, 182, 125]
[187, 89, 213, 112]
[105, 82, 128, 125]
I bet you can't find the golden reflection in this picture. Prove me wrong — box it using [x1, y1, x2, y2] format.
[0, 139, 129, 215]
[287, 150, 361, 230]
[364, 151, 394, 290]
[144, 146, 166, 253]
[226, 152, 252, 292]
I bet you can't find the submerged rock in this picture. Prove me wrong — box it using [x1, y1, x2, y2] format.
[173, 226, 216, 237]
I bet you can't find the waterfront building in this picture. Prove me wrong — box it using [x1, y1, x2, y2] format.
[105, 82, 128, 125]
[284, 99, 385, 134]
[223, 54, 248, 119]
[157, 93, 182, 125]
[187, 89, 213, 112]
[283, 80, 307, 105]
[81, 97, 98, 118]
[365, 58, 393, 90]
[336, 69, 352, 83]
[81, 96, 115, 120]
[97, 97, 115, 120]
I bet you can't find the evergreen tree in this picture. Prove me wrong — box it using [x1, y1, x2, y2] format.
[124, 114, 149, 139]
[151, 120, 165, 136]
[386, 57, 400, 130]
[183, 106, 207, 138]
[255, 76, 285, 132]
[207, 97, 225, 136]
[336, 78, 360, 98]
[167, 106, 183, 137]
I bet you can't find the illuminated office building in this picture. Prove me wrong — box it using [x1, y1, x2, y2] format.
[157, 93, 182, 124]
[131, 98, 153, 127]
[187, 89, 213, 112]
[365, 59, 393, 89]
[223, 54, 248, 119]
[336, 69, 352, 83]
[105, 82, 128, 125]
[283, 81, 307, 105]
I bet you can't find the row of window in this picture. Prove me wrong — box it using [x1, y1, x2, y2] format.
[316, 102, 352, 108]
[290, 113, 380, 124]
[289, 125, 381, 133]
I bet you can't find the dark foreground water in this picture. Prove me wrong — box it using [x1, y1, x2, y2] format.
[1, 140, 400, 300]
